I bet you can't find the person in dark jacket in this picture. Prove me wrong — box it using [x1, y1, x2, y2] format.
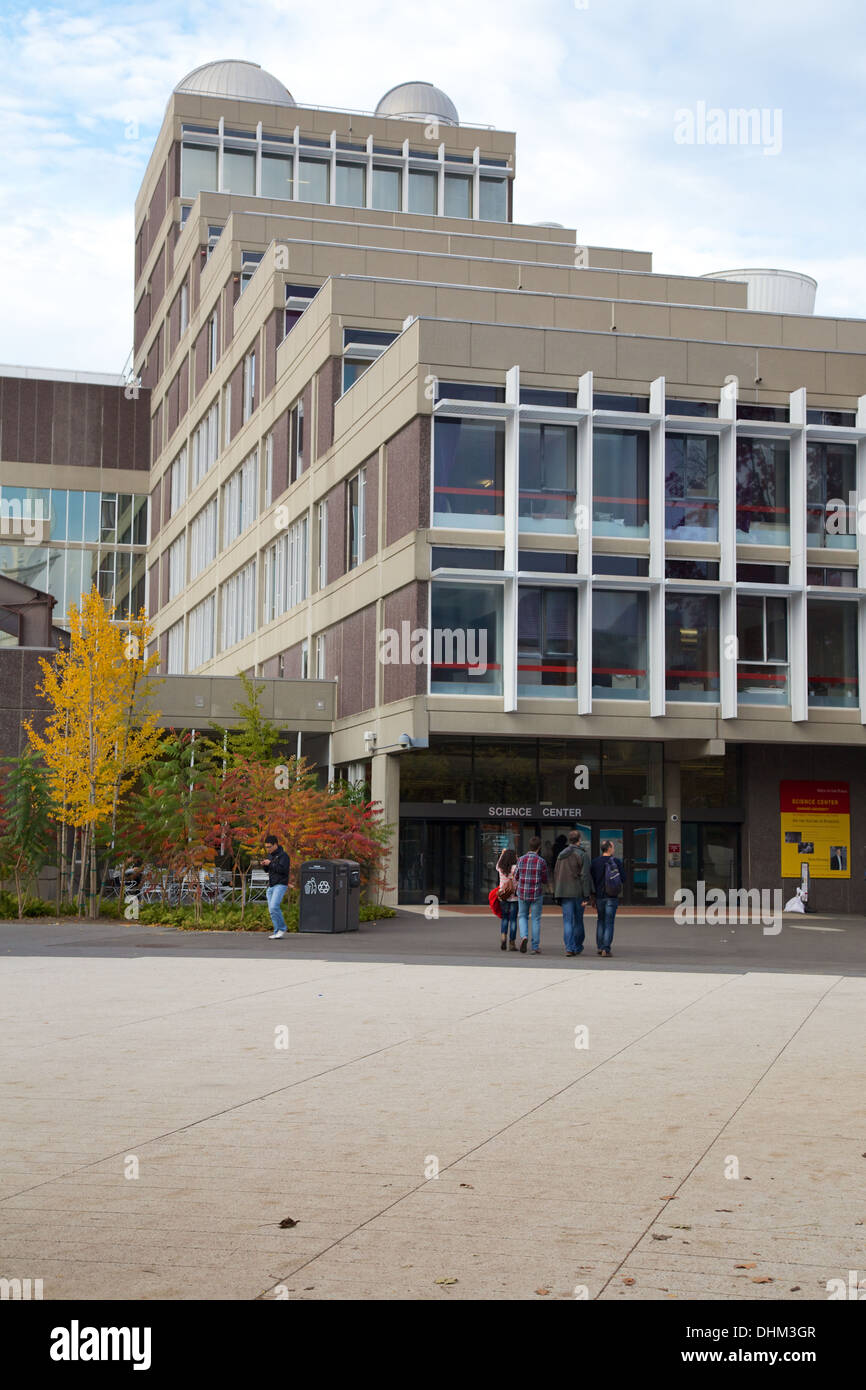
[553, 830, 592, 956]
[590, 840, 626, 957]
[262, 834, 291, 938]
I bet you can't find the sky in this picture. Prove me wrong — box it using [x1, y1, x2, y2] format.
[1, 0, 864, 374]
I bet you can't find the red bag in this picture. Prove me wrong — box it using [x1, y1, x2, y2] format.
[488, 886, 503, 918]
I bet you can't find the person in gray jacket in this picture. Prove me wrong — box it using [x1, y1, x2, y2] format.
[553, 830, 592, 956]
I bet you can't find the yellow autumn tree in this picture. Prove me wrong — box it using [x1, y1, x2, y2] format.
[26, 588, 162, 918]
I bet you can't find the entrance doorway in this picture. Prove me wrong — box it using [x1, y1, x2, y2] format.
[681, 823, 740, 895]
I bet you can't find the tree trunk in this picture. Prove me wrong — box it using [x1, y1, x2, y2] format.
[57, 822, 65, 907]
[88, 829, 97, 919]
[77, 825, 89, 914]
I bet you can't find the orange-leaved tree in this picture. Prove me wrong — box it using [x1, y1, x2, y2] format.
[26, 588, 162, 918]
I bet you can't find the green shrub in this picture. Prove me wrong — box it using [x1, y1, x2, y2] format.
[360, 903, 396, 920]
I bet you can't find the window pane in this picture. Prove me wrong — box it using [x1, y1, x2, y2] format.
[66, 491, 84, 543]
[132, 496, 148, 545]
[298, 158, 329, 202]
[408, 170, 437, 214]
[519, 423, 576, 534]
[665, 593, 719, 702]
[806, 440, 857, 551]
[49, 489, 67, 540]
[665, 433, 719, 540]
[433, 417, 505, 529]
[100, 493, 117, 542]
[593, 430, 649, 538]
[400, 739, 473, 802]
[808, 600, 858, 706]
[261, 154, 293, 200]
[335, 161, 365, 207]
[181, 144, 218, 198]
[473, 739, 536, 802]
[592, 590, 648, 699]
[737, 595, 764, 663]
[444, 173, 472, 218]
[83, 491, 100, 543]
[430, 582, 503, 694]
[736, 437, 789, 545]
[602, 740, 663, 807]
[517, 587, 577, 697]
[479, 177, 507, 221]
[222, 150, 255, 195]
[372, 166, 401, 210]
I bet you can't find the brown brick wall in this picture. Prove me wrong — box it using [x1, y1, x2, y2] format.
[382, 582, 428, 703]
[328, 604, 377, 718]
[150, 478, 161, 541]
[316, 357, 341, 459]
[364, 452, 378, 559]
[0, 377, 149, 471]
[385, 416, 430, 545]
[271, 408, 289, 500]
[326, 478, 346, 586]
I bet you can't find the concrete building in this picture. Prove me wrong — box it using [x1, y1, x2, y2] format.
[11, 59, 866, 910]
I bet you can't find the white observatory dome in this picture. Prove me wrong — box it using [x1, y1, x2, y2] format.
[375, 81, 458, 125]
[175, 60, 295, 106]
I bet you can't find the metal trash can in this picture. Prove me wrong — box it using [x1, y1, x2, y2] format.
[299, 860, 361, 933]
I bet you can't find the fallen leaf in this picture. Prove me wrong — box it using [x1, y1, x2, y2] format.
[790, 1286, 801, 1292]
[736, 1263, 757, 1269]
[279, 1217, 298, 1228]
[673, 1225, 692, 1230]
[459, 1183, 474, 1189]
[660, 1195, 677, 1200]
[751, 1277, 773, 1284]
[535, 1287, 550, 1296]
[435, 1277, 458, 1285]
[623, 1277, 635, 1285]
[652, 1234, 671, 1241]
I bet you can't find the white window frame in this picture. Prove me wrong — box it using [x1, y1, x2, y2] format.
[347, 467, 366, 570]
[222, 448, 258, 548]
[220, 559, 257, 651]
[188, 594, 215, 668]
[189, 496, 218, 579]
[168, 533, 187, 600]
[264, 432, 274, 506]
[243, 349, 256, 422]
[168, 446, 187, 516]
[207, 311, 218, 372]
[317, 499, 328, 589]
[191, 400, 219, 489]
[166, 619, 185, 674]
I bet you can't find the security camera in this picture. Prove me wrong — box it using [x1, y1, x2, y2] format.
[363, 730, 377, 750]
[398, 733, 413, 748]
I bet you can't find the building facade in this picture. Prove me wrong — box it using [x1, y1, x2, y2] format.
[18, 59, 866, 910]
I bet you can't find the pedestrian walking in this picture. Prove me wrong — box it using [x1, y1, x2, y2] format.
[495, 847, 519, 951]
[590, 840, 626, 957]
[262, 834, 291, 938]
[516, 836, 548, 954]
[553, 830, 592, 956]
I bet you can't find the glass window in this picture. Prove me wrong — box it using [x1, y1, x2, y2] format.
[518, 551, 577, 573]
[444, 173, 472, 218]
[222, 149, 255, 195]
[188, 594, 216, 667]
[49, 489, 67, 540]
[335, 161, 365, 207]
[408, 170, 437, 214]
[46, 549, 65, 610]
[220, 560, 257, 651]
[479, 177, 507, 221]
[436, 381, 505, 403]
[681, 749, 741, 809]
[400, 739, 473, 803]
[117, 494, 133, 546]
[83, 491, 100, 544]
[223, 449, 258, 548]
[347, 470, 366, 570]
[240, 251, 264, 293]
[298, 158, 329, 203]
[665, 593, 720, 702]
[100, 493, 117, 543]
[738, 403, 788, 422]
[242, 350, 256, 422]
[433, 417, 505, 530]
[473, 740, 537, 803]
[593, 555, 649, 576]
[666, 400, 719, 418]
[317, 500, 328, 589]
[166, 621, 185, 675]
[168, 535, 186, 601]
[520, 388, 577, 407]
[665, 559, 719, 580]
[665, 433, 719, 540]
[372, 166, 401, 210]
[737, 563, 789, 584]
[261, 154, 293, 200]
[519, 423, 576, 534]
[430, 582, 503, 695]
[593, 430, 649, 538]
[132, 496, 148, 546]
[181, 144, 218, 198]
[432, 547, 504, 570]
[602, 741, 663, 807]
[592, 590, 648, 700]
[594, 394, 649, 412]
[807, 440, 857, 551]
[539, 740, 600, 804]
[808, 600, 858, 707]
[737, 595, 788, 705]
[517, 587, 577, 697]
[115, 551, 131, 617]
[66, 491, 84, 543]
[807, 566, 857, 588]
[736, 437, 789, 545]
[64, 549, 89, 616]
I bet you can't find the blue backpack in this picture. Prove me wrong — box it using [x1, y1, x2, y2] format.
[603, 857, 623, 898]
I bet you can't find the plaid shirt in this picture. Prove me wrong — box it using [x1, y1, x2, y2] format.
[516, 850, 548, 900]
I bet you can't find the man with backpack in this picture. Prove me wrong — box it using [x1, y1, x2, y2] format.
[553, 830, 592, 957]
[590, 840, 626, 957]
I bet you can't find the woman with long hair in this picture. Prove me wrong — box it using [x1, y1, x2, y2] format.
[495, 846, 519, 951]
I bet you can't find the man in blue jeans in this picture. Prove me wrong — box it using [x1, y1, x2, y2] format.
[262, 834, 291, 938]
[590, 840, 626, 957]
[553, 830, 592, 956]
[515, 836, 548, 954]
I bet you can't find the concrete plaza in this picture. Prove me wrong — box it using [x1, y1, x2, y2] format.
[1, 912, 864, 1301]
